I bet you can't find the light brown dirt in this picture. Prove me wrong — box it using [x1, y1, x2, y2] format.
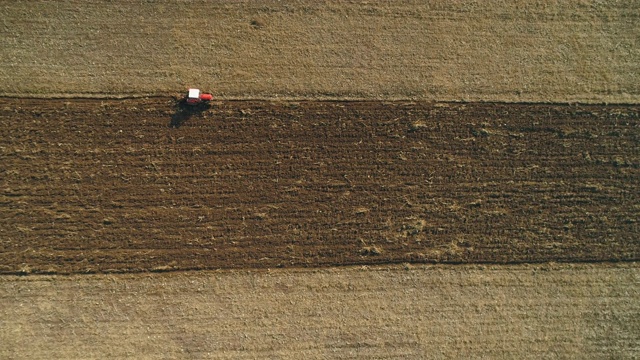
[1, 99, 638, 274]
[1, 263, 638, 359]
[1, 0, 638, 103]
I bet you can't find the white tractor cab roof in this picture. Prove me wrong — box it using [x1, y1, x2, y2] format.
[188, 88, 201, 99]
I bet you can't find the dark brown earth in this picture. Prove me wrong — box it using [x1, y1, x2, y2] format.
[1, 99, 638, 274]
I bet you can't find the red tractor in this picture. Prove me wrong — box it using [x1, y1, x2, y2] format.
[185, 88, 213, 105]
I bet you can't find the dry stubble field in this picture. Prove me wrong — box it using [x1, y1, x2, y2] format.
[1, 0, 640, 358]
[0, 0, 638, 102]
[1, 263, 639, 359]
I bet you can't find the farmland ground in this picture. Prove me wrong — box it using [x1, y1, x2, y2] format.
[1, 263, 638, 359]
[1, 0, 638, 103]
[1, 0, 639, 357]
[1, 98, 638, 274]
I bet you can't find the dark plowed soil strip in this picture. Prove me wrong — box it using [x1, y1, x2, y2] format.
[1, 99, 638, 274]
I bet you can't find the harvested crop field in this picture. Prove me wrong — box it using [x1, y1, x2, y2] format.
[1, 0, 638, 103]
[2, 263, 639, 359]
[1, 98, 638, 274]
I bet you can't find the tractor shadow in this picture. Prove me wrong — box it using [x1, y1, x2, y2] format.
[169, 99, 211, 128]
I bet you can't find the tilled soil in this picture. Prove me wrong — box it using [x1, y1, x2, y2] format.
[1, 99, 638, 274]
